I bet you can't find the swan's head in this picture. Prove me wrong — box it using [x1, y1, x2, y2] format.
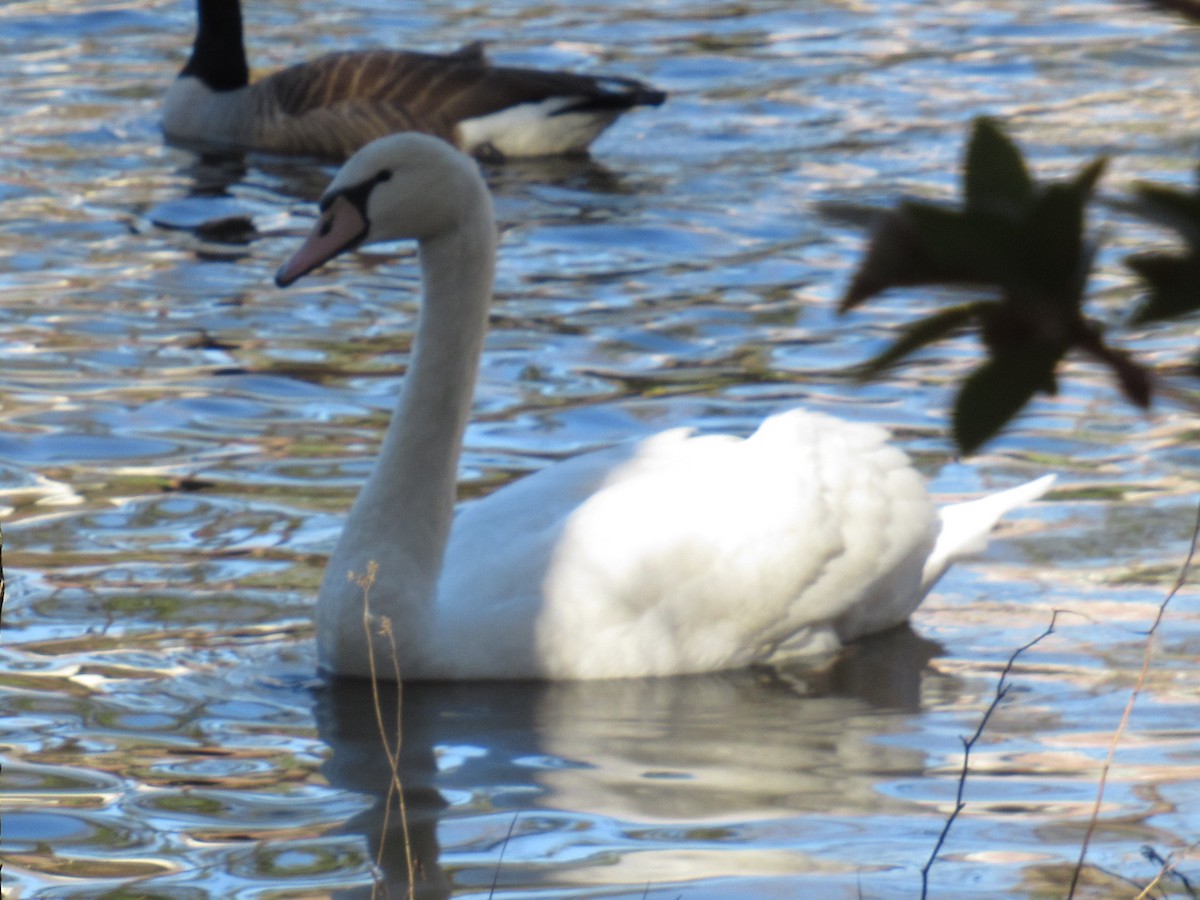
[275, 133, 489, 287]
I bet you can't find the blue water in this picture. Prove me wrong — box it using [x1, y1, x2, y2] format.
[3, 0, 1200, 896]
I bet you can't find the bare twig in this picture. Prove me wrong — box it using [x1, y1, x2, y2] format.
[353, 562, 416, 900]
[489, 812, 520, 899]
[1135, 842, 1200, 899]
[920, 611, 1063, 899]
[1068, 499, 1200, 898]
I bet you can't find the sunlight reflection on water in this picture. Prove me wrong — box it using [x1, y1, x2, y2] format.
[2, 0, 1200, 897]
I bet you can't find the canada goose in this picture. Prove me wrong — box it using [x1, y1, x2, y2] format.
[273, 133, 1055, 681]
[163, 0, 666, 161]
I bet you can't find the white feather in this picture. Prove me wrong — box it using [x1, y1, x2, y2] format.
[162, 77, 254, 149]
[456, 98, 623, 157]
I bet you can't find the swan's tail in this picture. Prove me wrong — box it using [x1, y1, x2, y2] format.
[921, 474, 1056, 591]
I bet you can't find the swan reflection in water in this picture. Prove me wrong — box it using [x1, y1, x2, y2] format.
[312, 626, 950, 898]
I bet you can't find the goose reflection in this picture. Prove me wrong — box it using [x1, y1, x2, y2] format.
[312, 627, 950, 898]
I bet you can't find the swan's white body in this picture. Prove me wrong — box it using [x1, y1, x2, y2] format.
[276, 133, 1053, 681]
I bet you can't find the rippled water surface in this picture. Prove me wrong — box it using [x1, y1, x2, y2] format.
[4, 0, 1200, 896]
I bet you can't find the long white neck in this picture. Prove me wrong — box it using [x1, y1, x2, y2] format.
[316, 196, 496, 677]
[371, 219, 496, 571]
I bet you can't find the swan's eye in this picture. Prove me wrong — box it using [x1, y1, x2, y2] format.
[376, 169, 392, 183]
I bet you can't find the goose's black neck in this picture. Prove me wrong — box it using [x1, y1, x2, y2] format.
[180, 0, 249, 91]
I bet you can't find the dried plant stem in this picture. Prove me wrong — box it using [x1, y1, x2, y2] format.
[488, 812, 520, 900]
[353, 562, 416, 900]
[1134, 841, 1200, 900]
[920, 611, 1063, 899]
[1067, 499, 1200, 898]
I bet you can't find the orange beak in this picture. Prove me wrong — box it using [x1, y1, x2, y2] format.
[275, 194, 368, 288]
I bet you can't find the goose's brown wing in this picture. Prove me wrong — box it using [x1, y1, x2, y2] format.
[252, 47, 663, 158]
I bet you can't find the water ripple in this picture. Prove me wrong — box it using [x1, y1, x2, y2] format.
[3, 0, 1200, 897]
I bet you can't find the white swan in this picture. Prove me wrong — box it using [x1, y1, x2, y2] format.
[163, 0, 665, 161]
[275, 133, 1054, 681]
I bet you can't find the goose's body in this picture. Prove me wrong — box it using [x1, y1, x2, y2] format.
[276, 133, 1053, 681]
[164, 0, 666, 161]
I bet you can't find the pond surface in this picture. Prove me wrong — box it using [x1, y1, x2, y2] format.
[3, 0, 1200, 896]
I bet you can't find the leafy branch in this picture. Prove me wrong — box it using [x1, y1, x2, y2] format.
[1126, 171, 1200, 326]
[841, 117, 1159, 454]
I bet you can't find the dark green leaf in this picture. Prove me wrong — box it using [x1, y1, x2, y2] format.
[1075, 335, 1153, 408]
[1126, 251, 1200, 324]
[1016, 158, 1104, 306]
[1128, 182, 1200, 248]
[856, 301, 995, 380]
[1070, 156, 1108, 197]
[840, 210, 920, 310]
[840, 207, 995, 310]
[964, 117, 1034, 215]
[815, 200, 887, 230]
[952, 345, 1064, 454]
[903, 202, 1021, 285]
[1021, 185, 1088, 305]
